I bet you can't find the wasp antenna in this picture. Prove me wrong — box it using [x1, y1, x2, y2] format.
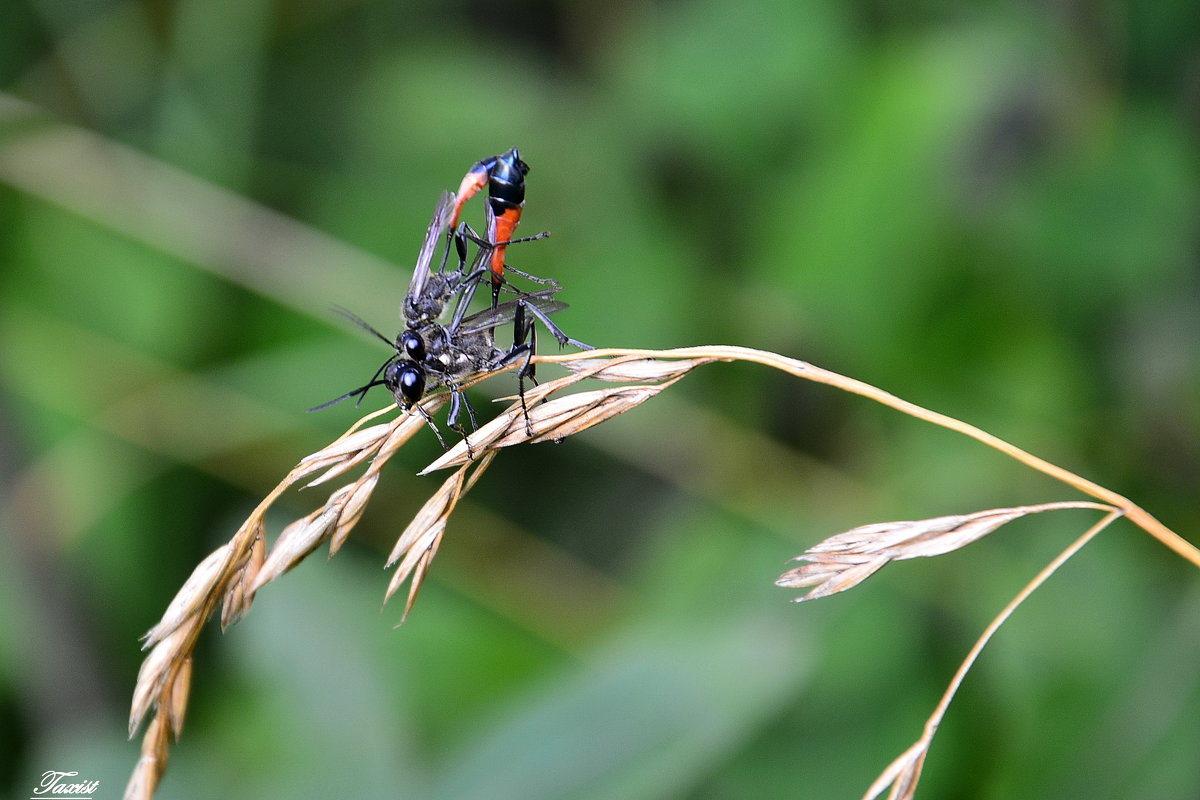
[353, 355, 400, 405]
[307, 379, 388, 413]
[330, 305, 394, 347]
[309, 353, 399, 412]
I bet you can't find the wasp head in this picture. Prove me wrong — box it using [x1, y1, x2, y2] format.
[384, 361, 425, 407]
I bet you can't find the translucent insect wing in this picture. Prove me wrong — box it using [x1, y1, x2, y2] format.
[405, 190, 456, 307]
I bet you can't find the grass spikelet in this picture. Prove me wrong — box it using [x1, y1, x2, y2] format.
[250, 505, 339, 590]
[140, 545, 233, 648]
[220, 519, 264, 630]
[385, 452, 496, 621]
[300, 422, 394, 487]
[164, 656, 192, 738]
[559, 354, 715, 382]
[129, 625, 192, 736]
[422, 364, 700, 472]
[123, 393, 450, 800]
[330, 472, 380, 554]
[777, 501, 1118, 601]
[124, 714, 171, 800]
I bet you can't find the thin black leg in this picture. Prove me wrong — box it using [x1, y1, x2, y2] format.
[517, 297, 594, 350]
[410, 402, 449, 451]
[447, 267, 490, 332]
[444, 386, 479, 460]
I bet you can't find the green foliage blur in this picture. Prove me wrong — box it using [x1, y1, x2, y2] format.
[2, 1, 1198, 798]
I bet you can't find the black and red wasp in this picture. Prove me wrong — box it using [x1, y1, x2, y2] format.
[445, 147, 558, 306]
[312, 190, 589, 450]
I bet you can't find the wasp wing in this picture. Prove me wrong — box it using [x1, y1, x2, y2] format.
[405, 190, 456, 307]
[455, 297, 568, 335]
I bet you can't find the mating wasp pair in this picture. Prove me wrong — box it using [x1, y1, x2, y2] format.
[312, 149, 589, 450]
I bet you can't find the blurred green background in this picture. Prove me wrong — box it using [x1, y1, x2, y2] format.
[2, 1, 1199, 798]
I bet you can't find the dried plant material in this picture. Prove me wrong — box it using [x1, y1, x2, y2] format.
[514, 354, 710, 404]
[779, 556, 893, 602]
[560, 355, 714, 382]
[125, 714, 171, 800]
[129, 625, 194, 735]
[385, 454, 496, 621]
[860, 510, 1123, 800]
[777, 502, 1118, 602]
[386, 455, 491, 568]
[301, 421, 395, 464]
[123, 344, 1200, 800]
[294, 401, 436, 487]
[387, 523, 445, 622]
[415, 362, 686, 474]
[141, 545, 233, 648]
[164, 656, 192, 738]
[423, 379, 686, 473]
[251, 503, 341, 591]
[536, 348, 1198, 568]
[124, 391, 467, 798]
[299, 422, 394, 486]
[417, 412, 514, 473]
[220, 520, 265, 630]
[289, 417, 392, 479]
[496, 370, 581, 408]
[523, 384, 669, 442]
[330, 472, 380, 554]
[862, 742, 927, 800]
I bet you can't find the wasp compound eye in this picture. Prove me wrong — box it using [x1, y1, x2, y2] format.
[385, 361, 426, 407]
[400, 329, 425, 361]
[503, 147, 529, 177]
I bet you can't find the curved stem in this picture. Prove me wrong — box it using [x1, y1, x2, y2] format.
[536, 346, 1200, 568]
[862, 509, 1124, 800]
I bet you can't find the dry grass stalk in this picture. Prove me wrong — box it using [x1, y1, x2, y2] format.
[126, 346, 1198, 800]
[538, 349, 1197, 799]
[538, 347, 1200, 567]
[860, 509, 1124, 800]
[558, 354, 713, 383]
[777, 501, 1118, 602]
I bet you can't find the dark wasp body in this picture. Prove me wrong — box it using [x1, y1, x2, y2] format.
[319, 289, 583, 451]
[313, 188, 589, 452]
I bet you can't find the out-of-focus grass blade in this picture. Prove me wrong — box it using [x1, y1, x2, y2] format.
[429, 615, 810, 800]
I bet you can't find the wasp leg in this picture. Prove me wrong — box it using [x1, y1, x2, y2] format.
[496, 342, 536, 438]
[503, 263, 560, 289]
[514, 301, 536, 436]
[494, 301, 537, 437]
[459, 228, 550, 249]
[460, 228, 554, 310]
[437, 221, 472, 274]
[516, 297, 593, 351]
[446, 266, 491, 333]
[444, 387, 479, 461]
[408, 401, 449, 451]
[490, 274, 503, 310]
